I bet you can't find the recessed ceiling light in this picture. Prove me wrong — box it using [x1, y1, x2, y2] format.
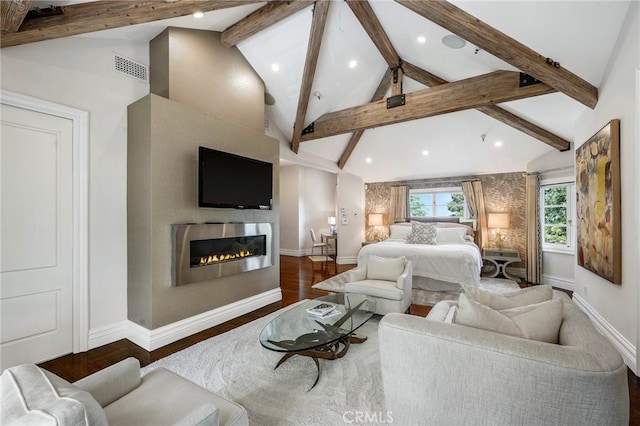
[442, 34, 466, 49]
[348, 60, 357, 69]
[417, 36, 426, 44]
[422, 150, 429, 156]
[365, 157, 372, 164]
[193, 11, 204, 18]
[494, 141, 503, 147]
[271, 63, 280, 72]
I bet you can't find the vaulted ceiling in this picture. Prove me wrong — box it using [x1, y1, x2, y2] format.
[1, 0, 631, 182]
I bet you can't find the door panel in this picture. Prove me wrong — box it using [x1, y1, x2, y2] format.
[1, 104, 73, 369]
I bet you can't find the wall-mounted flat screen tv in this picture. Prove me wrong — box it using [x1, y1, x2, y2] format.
[198, 146, 273, 210]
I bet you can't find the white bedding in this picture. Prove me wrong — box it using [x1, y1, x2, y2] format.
[357, 239, 482, 287]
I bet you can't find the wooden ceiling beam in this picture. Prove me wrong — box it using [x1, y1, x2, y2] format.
[401, 61, 570, 151]
[1, 0, 32, 33]
[300, 70, 556, 141]
[346, 0, 399, 68]
[396, 0, 598, 109]
[221, 1, 314, 48]
[291, 0, 330, 153]
[0, 0, 262, 48]
[338, 69, 393, 169]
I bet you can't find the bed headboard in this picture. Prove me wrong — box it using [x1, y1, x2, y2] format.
[405, 217, 460, 223]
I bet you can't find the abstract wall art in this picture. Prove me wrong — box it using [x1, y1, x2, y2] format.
[575, 119, 621, 284]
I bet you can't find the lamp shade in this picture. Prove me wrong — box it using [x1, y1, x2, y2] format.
[487, 212, 510, 229]
[328, 216, 336, 225]
[368, 213, 384, 226]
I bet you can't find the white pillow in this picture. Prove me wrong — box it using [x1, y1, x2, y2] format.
[405, 222, 437, 245]
[454, 294, 563, 344]
[461, 283, 553, 310]
[366, 255, 405, 281]
[389, 224, 412, 240]
[436, 227, 467, 244]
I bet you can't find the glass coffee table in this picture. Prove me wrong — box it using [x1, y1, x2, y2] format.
[259, 293, 375, 390]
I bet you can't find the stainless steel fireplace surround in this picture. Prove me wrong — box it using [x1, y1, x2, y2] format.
[172, 222, 272, 286]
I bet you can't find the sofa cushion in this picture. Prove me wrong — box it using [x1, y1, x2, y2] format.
[366, 255, 405, 281]
[345, 280, 404, 301]
[454, 294, 563, 343]
[461, 283, 553, 310]
[1, 364, 108, 426]
[405, 222, 437, 245]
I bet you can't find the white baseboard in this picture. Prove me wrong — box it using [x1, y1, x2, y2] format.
[572, 293, 637, 375]
[280, 248, 337, 257]
[542, 274, 575, 291]
[88, 321, 128, 350]
[88, 288, 282, 352]
[337, 256, 357, 265]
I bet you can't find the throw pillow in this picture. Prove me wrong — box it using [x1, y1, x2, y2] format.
[454, 294, 563, 343]
[405, 222, 437, 245]
[366, 255, 405, 281]
[461, 283, 553, 310]
[436, 227, 467, 244]
[389, 223, 412, 240]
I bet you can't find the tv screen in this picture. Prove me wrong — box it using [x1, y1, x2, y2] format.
[198, 146, 273, 210]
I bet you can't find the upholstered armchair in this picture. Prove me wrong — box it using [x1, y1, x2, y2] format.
[343, 255, 412, 315]
[1, 357, 248, 426]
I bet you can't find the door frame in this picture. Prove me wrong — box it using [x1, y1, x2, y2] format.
[1, 90, 89, 353]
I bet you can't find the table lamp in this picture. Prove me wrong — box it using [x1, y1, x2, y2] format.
[328, 216, 336, 235]
[368, 213, 384, 241]
[487, 212, 510, 248]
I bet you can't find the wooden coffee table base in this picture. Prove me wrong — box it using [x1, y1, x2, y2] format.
[273, 334, 367, 390]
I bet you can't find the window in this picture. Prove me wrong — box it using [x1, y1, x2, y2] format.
[540, 182, 575, 252]
[408, 187, 466, 218]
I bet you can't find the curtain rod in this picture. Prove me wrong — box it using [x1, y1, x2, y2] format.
[524, 164, 573, 176]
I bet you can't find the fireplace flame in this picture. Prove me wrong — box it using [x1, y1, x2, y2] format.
[199, 249, 253, 266]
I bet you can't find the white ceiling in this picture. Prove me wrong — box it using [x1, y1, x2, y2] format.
[37, 0, 631, 183]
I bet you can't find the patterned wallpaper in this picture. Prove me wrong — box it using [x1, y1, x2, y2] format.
[365, 172, 526, 268]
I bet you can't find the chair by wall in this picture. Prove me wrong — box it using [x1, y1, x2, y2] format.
[309, 229, 328, 258]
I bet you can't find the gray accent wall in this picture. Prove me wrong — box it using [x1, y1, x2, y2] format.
[127, 27, 279, 330]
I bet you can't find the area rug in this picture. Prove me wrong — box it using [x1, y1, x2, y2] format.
[313, 271, 520, 307]
[141, 302, 384, 426]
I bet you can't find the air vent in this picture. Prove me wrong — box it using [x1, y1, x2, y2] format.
[113, 54, 148, 82]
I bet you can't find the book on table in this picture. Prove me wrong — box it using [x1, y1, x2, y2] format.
[306, 302, 336, 316]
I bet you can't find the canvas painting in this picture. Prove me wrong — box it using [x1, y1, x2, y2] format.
[575, 119, 621, 284]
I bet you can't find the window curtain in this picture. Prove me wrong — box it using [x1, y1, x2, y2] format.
[462, 180, 488, 249]
[389, 186, 407, 223]
[525, 173, 542, 284]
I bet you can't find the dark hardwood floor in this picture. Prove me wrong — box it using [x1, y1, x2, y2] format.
[38, 256, 638, 424]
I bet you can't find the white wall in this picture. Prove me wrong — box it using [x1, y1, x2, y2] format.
[572, 2, 639, 374]
[336, 173, 365, 264]
[278, 165, 337, 255]
[1, 37, 150, 334]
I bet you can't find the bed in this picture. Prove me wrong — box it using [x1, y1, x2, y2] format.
[357, 221, 482, 292]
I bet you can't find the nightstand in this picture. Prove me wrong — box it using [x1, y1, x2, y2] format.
[482, 248, 521, 281]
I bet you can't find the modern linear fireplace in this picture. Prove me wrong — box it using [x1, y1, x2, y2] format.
[172, 222, 272, 286]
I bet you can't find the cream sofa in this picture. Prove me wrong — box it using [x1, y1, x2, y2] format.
[378, 291, 629, 425]
[1, 357, 248, 426]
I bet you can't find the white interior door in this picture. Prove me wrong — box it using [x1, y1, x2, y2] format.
[1, 103, 74, 369]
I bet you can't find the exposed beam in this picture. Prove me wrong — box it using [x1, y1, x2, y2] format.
[401, 61, 570, 151]
[0, 0, 262, 48]
[221, 1, 314, 47]
[1, 0, 32, 32]
[396, 0, 598, 109]
[338, 69, 392, 169]
[301, 71, 556, 141]
[345, 0, 399, 68]
[291, 0, 330, 154]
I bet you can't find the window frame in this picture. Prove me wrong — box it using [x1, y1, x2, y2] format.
[539, 179, 575, 254]
[408, 186, 469, 218]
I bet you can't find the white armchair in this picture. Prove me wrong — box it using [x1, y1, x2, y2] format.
[1, 357, 248, 426]
[344, 255, 412, 315]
